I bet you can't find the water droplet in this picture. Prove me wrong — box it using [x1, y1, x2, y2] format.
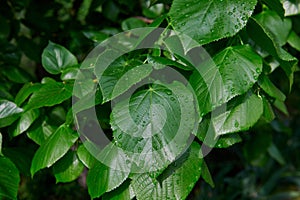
[181, 22, 186, 26]
[234, 25, 239, 29]
[126, 160, 131, 164]
[90, 63, 94, 67]
[234, 120, 239, 127]
[166, 90, 172, 95]
[185, 14, 189, 17]
[254, 75, 258, 80]
[256, 68, 261, 73]
[138, 147, 142, 152]
[231, 88, 235, 93]
[170, 97, 176, 101]
[242, 16, 247, 21]
[133, 127, 138, 132]
[118, 134, 123, 139]
[243, 81, 248, 86]
[228, 12, 233, 16]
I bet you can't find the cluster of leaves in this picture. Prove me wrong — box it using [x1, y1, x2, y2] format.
[0, 0, 300, 199]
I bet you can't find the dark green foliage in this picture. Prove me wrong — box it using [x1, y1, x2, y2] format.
[0, 0, 300, 199]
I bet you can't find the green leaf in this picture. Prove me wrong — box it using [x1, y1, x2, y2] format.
[99, 61, 153, 102]
[87, 143, 130, 199]
[261, 96, 275, 123]
[15, 82, 42, 106]
[8, 109, 40, 138]
[273, 99, 289, 116]
[212, 93, 263, 136]
[0, 157, 20, 200]
[121, 18, 147, 31]
[255, 10, 292, 46]
[267, 142, 286, 165]
[169, 0, 257, 45]
[261, 0, 285, 18]
[53, 150, 84, 183]
[287, 31, 300, 51]
[60, 67, 80, 80]
[190, 45, 262, 116]
[3, 147, 35, 176]
[27, 118, 57, 145]
[132, 142, 203, 200]
[2, 66, 32, 83]
[282, 0, 300, 16]
[247, 17, 297, 90]
[110, 81, 196, 171]
[26, 82, 73, 110]
[201, 161, 214, 188]
[196, 117, 242, 148]
[102, 180, 131, 200]
[0, 100, 23, 128]
[259, 75, 286, 101]
[82, 30, 108, 43]
[42, 41, 78, 74]
[30, 124, 78, 176]
[76, 144, 97, 169]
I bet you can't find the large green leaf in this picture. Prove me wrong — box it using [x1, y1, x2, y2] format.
[255, 10, 292, 46]
[53, 151, 84, 183]
[190, 45, 262, 116]
[26, 82, 73, 110]
[0, 100, 23, 128]
[0, 157, 20, 200]
[42, 41, 78, 74]
[110, 81, 196, 172]
[30, 124, 78, 176]
[132, 142, 202, 200]
[9, 109, 40, 138]
[169, 0, 257, 45]
[87, 143, 130, 199]
[212, 93, 263, 136]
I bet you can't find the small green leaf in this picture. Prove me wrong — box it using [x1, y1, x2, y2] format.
[82, 30, 108, 43]
[259, 75, 286, 101]
[247, 17, 297, 90]
[2, 66, 32, 83]
[53, 151, 84, 183]
[190, 45, 262, 116]
[201, 161, 214, 188]
[169, 0, 257, 45]
[268, 142, 286, 165]
[132, 142, 203, 200]
[0, 157, 20, 200]
[9, 109, 40, 138]
[30, 124, 78, 176]
[76, 144, 97, 169]
[261, 96, 275, 123]
[287, 31, 300, 51]
[0, 100, 23, 128]
[212, 93, 263, 136]
[26, 82, 73, 110]
[42, 41, 78, 75]
[27, 118, 57, 145]
[15, 82, 42, 106]
[273, 99, 289, 116]
[121, 18, 147, 31]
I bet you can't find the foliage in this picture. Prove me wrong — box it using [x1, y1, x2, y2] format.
[0, 0, 300, 199]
